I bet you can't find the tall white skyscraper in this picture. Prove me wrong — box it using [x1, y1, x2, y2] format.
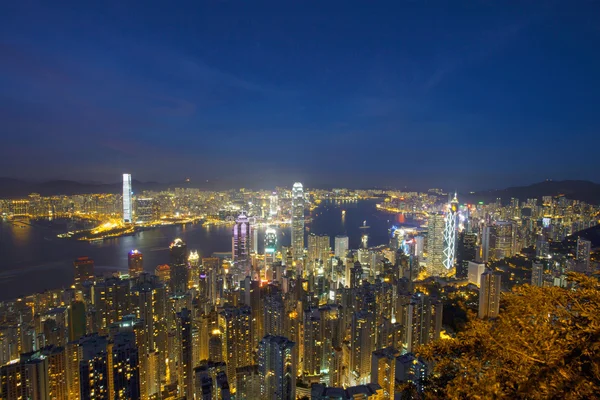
[291, 182, 304, 261]
[443, 194, 458, 271]
[123, 173, 132, 223]
[334, 235, 349, 258]
[232, 212, 251, 269]
[269, 192, 279, 217]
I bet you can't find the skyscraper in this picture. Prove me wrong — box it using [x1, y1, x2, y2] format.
[351, 311, 375, 385]
[79, 334, 110, 400]
[456, 232, 477, 279]
[73, 256, 95, 287]
[443, 194, 459, 271]
[404, 293, 442, 353]
[308, 233, 330, 267]
[0, 351, 49, 400]
[123, 173, 132, 223]
[291, 182, 305, 261]
[426, 212, 445, 276]
[169, 238, 188, 296]
[219, 306, 252, 393]
[335, 235, 349, 259]
[177, 309, 194, 400]
[258, 335, 296, 400]
[128, 249, 143, 278]
[265, 227, 277, 254]
[479, 270, 501, 319]
[232, 212, 251, 271]
[269, 192, 279, 217]
[111, 332, 141, 400]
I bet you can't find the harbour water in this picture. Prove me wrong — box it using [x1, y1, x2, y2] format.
[0, 199, 419, 300]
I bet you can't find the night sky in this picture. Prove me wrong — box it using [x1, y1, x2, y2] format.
[1, 1, 599, 190]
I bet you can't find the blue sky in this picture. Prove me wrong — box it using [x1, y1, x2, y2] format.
[1, 1, 599, 189]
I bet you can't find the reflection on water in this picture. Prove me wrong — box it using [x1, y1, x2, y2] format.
[0, 199, 416, 300]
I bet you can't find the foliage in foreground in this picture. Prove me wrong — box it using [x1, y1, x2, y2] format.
[418, 273, 600, 400]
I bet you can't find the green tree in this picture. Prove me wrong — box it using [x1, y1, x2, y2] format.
[419, 273, 600, 399]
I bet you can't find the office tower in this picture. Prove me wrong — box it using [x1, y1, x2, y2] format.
[426, 212, 445, 276]
[443, 194, 459, 271]
[351, 311, 375, 385]
[404, 293, 442, 353]
[531, 261, 546, 287]
[0, 351, 49, 400]
[235, 365, 261, 400]
[134, 198, 157, 223]
[308, 233, 331, 267]
[128, 249, 144, 278]
[269, 192, 279, 217]
[93, 276, 132, 334]
[467, 261, 486, 286]
[335, 235, 349, 259]
[123, 173, 132, 223]
[302, 308, 322, 377]
[456, 232, 477, 279]
[169, 238, 188, 296]
[68, 300, 86, 341]
[371, 347, 399, 400]
[219, 306, 252, 392]
[79, 334, 110, 400]
[479, 270, 502, 319]
[258, 335, 296, 400]
[291, 182, 305, 261]
[265, 227, 277, 255]
[203, 258, 220, 303]
[414, 235, 425, 259]
[188, 250, 200, 289]
[74, 256, 95, 287]
[111, 332, 141, 400]
[232, 212, 251, 271]
[576, 237, 592, 273]
[177, 309, 194, 400]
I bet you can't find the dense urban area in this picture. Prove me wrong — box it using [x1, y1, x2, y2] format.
[0, 175, 598, 399]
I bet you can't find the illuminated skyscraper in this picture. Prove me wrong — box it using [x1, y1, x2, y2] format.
[443, 194, 459, 271]
[128, 249, 143, 277]
[232, 212, 251, 271]
[351, 311, 375, 385]
[479, 270, 501, 319]
[169, 238, 188, 296]
[79, 334, 110, 400]
[73, 256, 95, 287]
[404, 293, 442, 353]
[258, 335, 296, 400]
[177, 309, 194, 400]
[219, 306, 252, 393]
[269, 192, 279, 217]
[123, 173, 132, 223]
[426, 212, 445, 276]
[0, 351, 49, 400]
[265, 227, 277, 255]
[371, 347, 399, 399]
[334, 235, 349, 259]
[308, 233, 330, 267]
[291, 182, 305, 261]
[111, 332, 141, 400]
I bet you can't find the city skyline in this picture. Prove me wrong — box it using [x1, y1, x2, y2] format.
[1, 2, 600, 189]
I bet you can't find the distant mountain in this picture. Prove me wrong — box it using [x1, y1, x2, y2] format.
[0, 178, 195, 198]
[463, 180, 600, 205]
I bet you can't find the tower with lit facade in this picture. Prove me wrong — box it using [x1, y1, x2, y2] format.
[232, 212, 251, 272]
[479, 270, 501, 319]
[426, 212, 445, 276]
[291, 182, 305, 261]
[123, 173, 132, 223]
[443, 194, 458, 272]
[269, 192, 279, 217]
[128, 249, 143, 277]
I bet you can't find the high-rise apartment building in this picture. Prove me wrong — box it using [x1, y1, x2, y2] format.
[123, 173, 132, 223]
[308, 234, 330, 267]
[0, 351, 49, 400]
[404, 293, 442, 353]
[177, 309, 194, 400]
[258, 335, 296, 400]
[371, 347, 399, 400]
[219, 306, 252, 393]
[291, 182, 305, 261]
[351, 311, 375, 385]
[111, 332, 141, 400]
[479, 270, 501, 319]
[576, 237, 592, 273]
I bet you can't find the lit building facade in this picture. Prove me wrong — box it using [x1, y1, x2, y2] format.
[443, 194, 459, 271]
[479, 270, 501, 319]
[291, 182, 305, 261]
[426, 212, 445, 276]
[123, 173, 132, 223]
[258, 335, 296, 400]
[128, 250, 143, 278]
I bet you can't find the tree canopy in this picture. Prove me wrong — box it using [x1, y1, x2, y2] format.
[418, 273, 600, 399]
